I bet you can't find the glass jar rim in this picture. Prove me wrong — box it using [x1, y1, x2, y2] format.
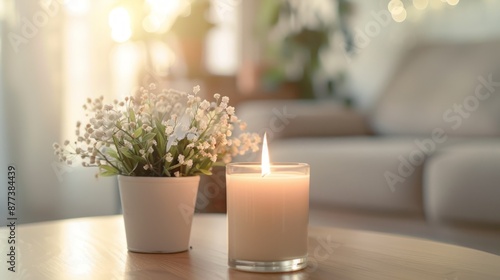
[226, 162, 309, 167]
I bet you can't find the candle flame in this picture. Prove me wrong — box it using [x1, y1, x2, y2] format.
[261, 133, 270, 177]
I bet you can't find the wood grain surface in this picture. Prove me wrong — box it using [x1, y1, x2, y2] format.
[1, 214, 499, 280]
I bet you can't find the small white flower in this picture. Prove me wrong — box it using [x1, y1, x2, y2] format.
[165, 153, 173, 162]
[187, 133, 198, 141]
[124, 140, 133, 150]
[239, 122, 247, 130]
[92, 130, 105, 140]
[107, 112, 118, 121]
[210, 154, 217, 162]
[57, 84, 260, 178]
[105, 129, 114, 138]
[226, 106, 235, 115]
[233, 138, 241, 147]
[222, 154, 231, 164]
[199, 100, 210, 110]
[193, 85, 201, 94]
[96, 120, 104, 128]
[178, 154, 185, 164]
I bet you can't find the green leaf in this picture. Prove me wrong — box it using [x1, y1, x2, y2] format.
[186, 148, 195, 160]
[157, 133, 165, 154]
[199, 169, 212, 176]
[163, 167, 171, 177]
[119, 147, 144, 162]
[106, 149, 120, 160]
[133, 128, 143, 138]
[100, 171, 117, 177]
[99, 165, 119, 176]
[129, 162, 139, 175]
[129, 109, 136, 122]
[119, 147, 134, 158]
[142, 132, 156, 142]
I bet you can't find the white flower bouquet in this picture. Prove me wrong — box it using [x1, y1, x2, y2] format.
[53, 85, 261, 177]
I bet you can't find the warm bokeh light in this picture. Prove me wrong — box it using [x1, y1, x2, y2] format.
[413, 0, 429, 10]
[388, 0, 407, 22]
[145, 0, 183, 33]
[389, 0, 460, 22]
[388, 0, 404, 14]
[148, 41, 177, 76]
[430, 0, 445, 9]
[392, 8, 407, 22]
[65, 0, 90, 15]
[261, 133, 270, 177]
[108, 7, 132, 43]
[142, 14, 161, 33]
[146, 0, 181, 15]
[0, 0, 5, 19]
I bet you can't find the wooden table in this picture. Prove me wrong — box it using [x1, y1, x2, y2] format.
[1, 214, 499, 280]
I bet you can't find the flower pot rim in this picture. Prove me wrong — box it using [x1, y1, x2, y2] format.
[118, 174, 201, 183]
[117, 175, 201, 178]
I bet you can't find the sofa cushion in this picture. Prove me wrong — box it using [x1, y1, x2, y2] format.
[237, 100, 370, 139]
[424, 145, 500, 226]
[268, 137, 425, 215]
[371, 41, 500, 137]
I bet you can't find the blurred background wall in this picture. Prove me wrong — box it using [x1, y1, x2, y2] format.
[0, 0, 499, 224]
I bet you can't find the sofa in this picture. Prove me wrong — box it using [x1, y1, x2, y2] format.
[235, 40, 500, 255]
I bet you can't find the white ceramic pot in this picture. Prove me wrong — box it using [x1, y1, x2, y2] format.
[118, 175, 200, 253]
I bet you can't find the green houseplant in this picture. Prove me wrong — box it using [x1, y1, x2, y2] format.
[257, 0, 354, 103]
[53, 84, 260, 253]
[53, 84, 260, 177]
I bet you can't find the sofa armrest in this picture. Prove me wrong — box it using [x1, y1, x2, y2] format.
[424, 145, 500, 227]
[236, 100, 371, 140]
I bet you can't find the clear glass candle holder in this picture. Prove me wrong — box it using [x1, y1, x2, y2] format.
[226, 162, 310, 273]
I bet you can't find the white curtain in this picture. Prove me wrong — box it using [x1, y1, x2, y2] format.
[1, 1, 120, 223]
[0, 18, 7, 225]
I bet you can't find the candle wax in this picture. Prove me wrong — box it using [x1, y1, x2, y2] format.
[227, 173, 309, 261]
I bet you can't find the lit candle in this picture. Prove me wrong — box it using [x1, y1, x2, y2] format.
[226, 133, 310, 273]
